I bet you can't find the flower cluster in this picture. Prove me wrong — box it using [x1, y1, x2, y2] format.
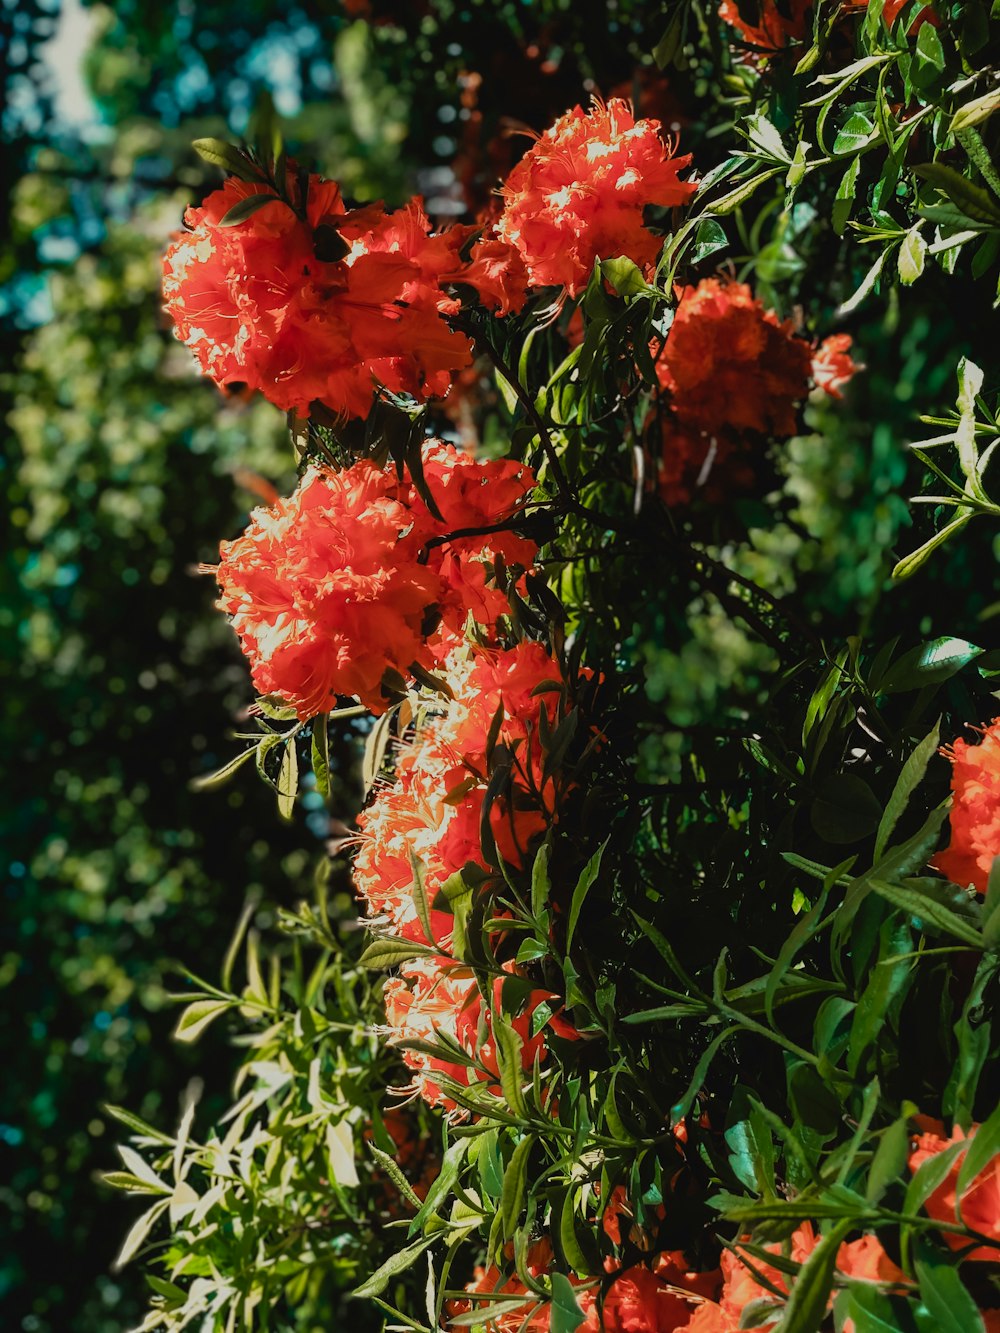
[651, 278, 855, 505]
[356, 637, 582, 1113]
[165, 96, 697, 416]
[934, 718, 1000, 894]
[214, 443, 536, 717]
[449, 1227, 903, 1332]
[495, 98, 697, 297]
[163, 175, 489, 419]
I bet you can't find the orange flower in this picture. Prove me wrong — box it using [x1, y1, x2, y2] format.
[163, 174, 474, 419]
[353, 637, 581, 942]
[216, 460, 439, 717]
[909, 1119, 1000, 1261]
[812, 334, 858, 400]
[598, 1264, 705, 1331]
[383, 957, 573, 1115]
[718, 0, 812, 56]
[655, 279, 814, 439]
[457, 232, 530, 317]
[495, 98, 696, 297]
[420, 440, 537, 632]
[714, 1224, 904, 1331]
[215, 446, 537, 719]
[934, 720, 1000, 894]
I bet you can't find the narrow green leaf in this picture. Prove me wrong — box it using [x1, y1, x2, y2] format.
[566, 840, 607, 954]
[874, 722, 941, 859]
[359, 937, 438, 969]
[311, 713, 330, 797]
[276, 738, 298, 821]
[219, 191, 283, 226]
[915, 1250, 985, 1333]
[776, 1219, 854, 1333]
[351, 1235, 435, 1299]
[173, 998, 234, 1043]
[501, 1136, 532, 1239]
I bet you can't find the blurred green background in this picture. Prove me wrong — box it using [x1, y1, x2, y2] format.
[1, 3, 987, 1330]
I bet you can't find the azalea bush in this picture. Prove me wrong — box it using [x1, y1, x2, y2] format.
[105, 4, 1000, 1332]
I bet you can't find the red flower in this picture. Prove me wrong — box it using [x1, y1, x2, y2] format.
[934, 719, 1000, 894]
[812, 334, 858, 399]
[655, 279, 814, 438]
[705, 1224, 904, 1331]
[215, 447, 537, 719]
[598, 1264, 703, 1332]
[420, 440, 537, 633]
[458, 232, 530, 316]
[163, 174, 474, 419]
[495, 98, 696, 297]
[718, 0, 812, 56]
[909, 1119, 1000, 1261]
[353, 638, 579, 943]
[216, 460, 439, 717]
[383, 957, 573, 1115]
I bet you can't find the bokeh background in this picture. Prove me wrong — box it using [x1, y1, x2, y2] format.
[1, 3, 986, 1331]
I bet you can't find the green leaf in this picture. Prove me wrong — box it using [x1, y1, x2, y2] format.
[652, 9, 684, 68]
[218, 191, 283, 226]
[358, 937, 438, 969]
[350, 1235, 435, 1299]
[566, 840, 607, 954]
[880, 637, 983, 693]
[531, 841, 552, 921]
[311, 713, 330, 798]
[916, 163, 1000, 227]
[368, 1143, 424, 1211]
[102, 1104, 173, 1146]
[892, 514, 974, 581]
[191, 138, 261, 179]
[775, 1219, 853, 1333]
[915, 1249, 986, 1333]
[276, 737, 299, 821]
[190, 745, 259, 790]
[745, 113, 791, 164]
[898, 228, 927, 285]
[112, 1198, 171, 1271]
[951, 88, 1000, 134]
[832, 156, 861, 235]
[866, 1116, 910, 1203]
[549, 1273, 587, 1333]
[409, 852, 435, 947]
[903, 1139, 966, 1217]
[408, 1138, 468, 1237]
[955, 1102, 1000, 1198]
[173, 998, 234, 1043]
[492, 1012, 527, 1117]
[912, 21, 946, 93]
[363, 703, 397, 795]
[833, 112, 875, 156]
[501, 1136, 532, 1240]
[711, 166, 784, 215]
[837, 248, 887, 316]
[600, 256, 648, 298]
[874, 721, 941, 859]
[691, 219, 728, 264]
